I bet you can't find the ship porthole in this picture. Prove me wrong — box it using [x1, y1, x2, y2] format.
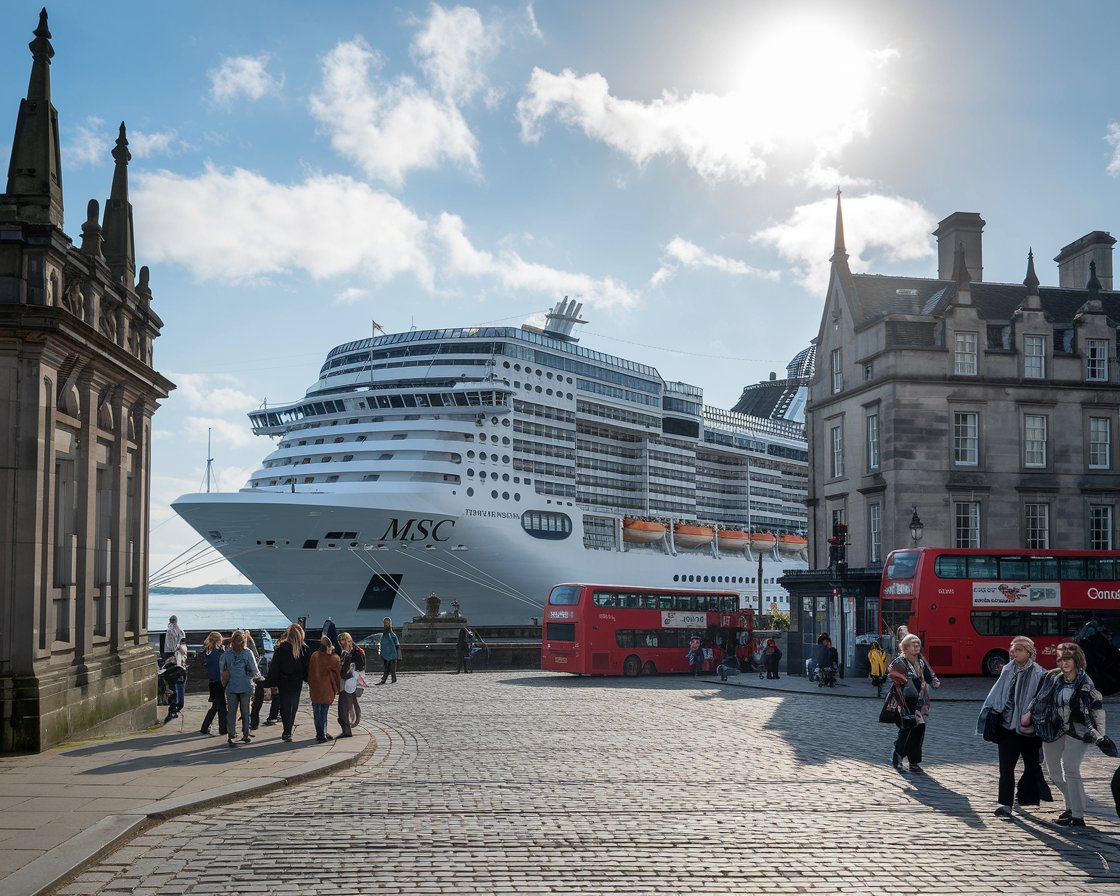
[467, 487, 474, 496]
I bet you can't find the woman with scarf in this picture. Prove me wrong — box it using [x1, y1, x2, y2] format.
[977, 635, 1047, 817]
[1024, 642, 1116, 828]
[888, 633, 941, 774]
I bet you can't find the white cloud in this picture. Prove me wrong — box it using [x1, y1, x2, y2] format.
[132, 164, 433, 286]
[209, 54, 284, 104]
[182, 415, 258, 449]
[129, 129, 186, 159]
[650, 237, 780, 287]
[517, 69, 771, 184]
[1107, 122, 1120, 177]
[309, 38, 479, 187]
[336, 287, 371, 304]
[66, 116, 109, 167]
[753, 193, 936, 294]
[435, 212, 638, 309]
[410, 4, 499, 102]
[170, 372, 259, 414]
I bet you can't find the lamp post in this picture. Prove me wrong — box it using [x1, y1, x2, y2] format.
[909, 506, 924, 546]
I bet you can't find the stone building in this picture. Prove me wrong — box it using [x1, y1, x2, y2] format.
[0, 11, 173, 751]
[807, 192, 1120, 571]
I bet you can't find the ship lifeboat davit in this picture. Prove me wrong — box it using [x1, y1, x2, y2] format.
[779, 534, 808, 556]
[674, 524, 715, 549]
[716, 530, 751, 552]
[750, 531, 777, 551]
[623, 519, 666, 544]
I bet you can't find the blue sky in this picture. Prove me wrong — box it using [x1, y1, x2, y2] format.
[2, 1, 1119, 586]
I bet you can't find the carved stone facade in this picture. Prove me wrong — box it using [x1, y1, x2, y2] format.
[0, 11, 173, 752]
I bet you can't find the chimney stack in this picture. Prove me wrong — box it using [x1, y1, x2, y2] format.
[1055, 231, 1114, 290]
[934, 212, 985, 281]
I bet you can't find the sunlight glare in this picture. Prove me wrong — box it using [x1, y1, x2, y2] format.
[733, 16, 888, 145]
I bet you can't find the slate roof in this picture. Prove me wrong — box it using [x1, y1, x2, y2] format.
[848, 273, 1120, 327]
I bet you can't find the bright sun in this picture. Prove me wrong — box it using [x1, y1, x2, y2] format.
[733, 15, 890, 144]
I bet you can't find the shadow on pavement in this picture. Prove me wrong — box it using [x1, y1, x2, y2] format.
[1005, 811, 1120, 878]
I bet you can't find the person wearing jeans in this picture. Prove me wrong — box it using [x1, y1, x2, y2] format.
[377, 617, 401, 684]
[308, 635, 341, 742]
[220, 630, 260, 746]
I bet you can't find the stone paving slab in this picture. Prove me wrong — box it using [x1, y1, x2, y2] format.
[0, 697, 369, 896]
[39, 671, 1120, 896]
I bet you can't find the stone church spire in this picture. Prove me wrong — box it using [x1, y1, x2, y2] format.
[3, 8, 64, 227]
[101, 122, 136, 284]
[830, 188, 848, 266]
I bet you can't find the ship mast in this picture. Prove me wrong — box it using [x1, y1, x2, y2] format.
[204, 427, 214, 494]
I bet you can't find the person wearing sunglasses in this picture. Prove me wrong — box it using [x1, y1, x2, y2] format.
[1024, 642, 1117, 828]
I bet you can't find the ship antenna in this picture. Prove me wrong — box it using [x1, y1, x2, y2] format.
[204, 427, 215, 494]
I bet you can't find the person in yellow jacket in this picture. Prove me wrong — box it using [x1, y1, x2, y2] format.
[868, 640, 889, 698]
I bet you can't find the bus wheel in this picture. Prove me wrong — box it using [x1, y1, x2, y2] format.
[983, 650, 1009, 677]
[623, 655, 641, 677]
[642, 661, 656, 676]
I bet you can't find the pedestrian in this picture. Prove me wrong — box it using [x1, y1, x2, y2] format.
[322, 617, 341, 652]
[717, 651, 741, 682]
[868, 640, 889, 698]
[1025, 641, 1117, 828]
[308, 635, 342, 742]
[377, 617, 401, 684]
[977, 635, 1047, 817]
[337, 631, 365, 737]
[763, 637, 782, 679]
[164, 615, 184, 660]
[264, 623, 309, 742]
[887, 633, 941, 774]
[687, 632, 703, 676]
[220, 630, 261, 747]
[160, 644, 188, 723]
[200, 631, 227, 737]
[456, 626, 474, 674]
[249, 649, 272, 730]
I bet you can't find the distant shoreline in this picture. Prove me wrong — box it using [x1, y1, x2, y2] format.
[150, 585, 262, 595]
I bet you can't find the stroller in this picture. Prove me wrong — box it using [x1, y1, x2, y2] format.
[817, 663, 838, 688]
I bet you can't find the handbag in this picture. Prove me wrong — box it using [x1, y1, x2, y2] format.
[981, 706, 1004, 743]
[878, 692, 901, 725]
[354, 671, 367, 698]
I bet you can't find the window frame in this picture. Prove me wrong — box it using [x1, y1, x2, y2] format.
[1089, 416, 1112, 470]
[1023, 414, 1048, 468]
[1086, 338, 1109, 382]
[953, 411, 979, 466]
[1024, 502, 1050, 549]
[1024, 334, 1046, 379]
[866, 412, 880, 472]
[954, 501, 981, 548]
[954, 331, 978, 375]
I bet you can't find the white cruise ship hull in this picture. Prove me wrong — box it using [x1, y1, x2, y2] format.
[172, 490, 803, 626]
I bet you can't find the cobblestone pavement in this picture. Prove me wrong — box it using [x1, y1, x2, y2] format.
[55, 673, 1120, 895]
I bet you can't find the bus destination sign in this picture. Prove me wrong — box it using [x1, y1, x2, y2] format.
[971, 582, 1060, 608]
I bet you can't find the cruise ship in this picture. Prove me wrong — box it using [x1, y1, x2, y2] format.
[172, 299, 809, 626]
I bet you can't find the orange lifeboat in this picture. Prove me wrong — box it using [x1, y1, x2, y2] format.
[674, 524, 715, 549]
[750, 531, 777, 551]
[716, 529, 751, 552]
[623, 519, 666, 544]
[779, 534, 808, 555]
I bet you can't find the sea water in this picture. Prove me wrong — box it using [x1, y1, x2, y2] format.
[148, 593, 290, 634]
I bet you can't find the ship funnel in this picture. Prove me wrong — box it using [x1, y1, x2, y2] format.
[542, 296, 588, 341]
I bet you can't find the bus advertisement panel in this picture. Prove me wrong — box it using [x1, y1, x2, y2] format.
[880, 547, 1120, 678]
[541, 583, 753, 677]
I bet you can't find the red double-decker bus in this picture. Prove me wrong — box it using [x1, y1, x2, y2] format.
[541, 583, 752, 676]
[880, 547, 1120, 676]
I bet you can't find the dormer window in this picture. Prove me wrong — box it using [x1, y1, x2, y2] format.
[954, 332, 977, 375]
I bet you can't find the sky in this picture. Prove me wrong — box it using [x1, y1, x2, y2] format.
[2, 0, 1120, 587]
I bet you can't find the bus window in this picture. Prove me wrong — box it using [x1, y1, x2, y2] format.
[1087, 558, 1115, 580]
[547, 622, 576, 640]
[658, 595, 674, 610]
[1029, 558, 1059, 580]
[935, 555, 967, 578]
[968, 556, 998, 579]
[1061, 558, 1086, 579]
[999, 559, 1028, 580]
[886, 550, 919, 579]
[639, 594, 658, 609]
[549, 586, 582, 605]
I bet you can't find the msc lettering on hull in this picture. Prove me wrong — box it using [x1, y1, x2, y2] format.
[379, 518, 455, 541]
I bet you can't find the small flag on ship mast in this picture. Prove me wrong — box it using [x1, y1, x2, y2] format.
[372, 320, 385, 335]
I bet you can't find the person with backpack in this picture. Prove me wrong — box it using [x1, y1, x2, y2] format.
[867, 640, 889, 697]
[1024, 642, 1117, 828]
[687, 633, 703, 677]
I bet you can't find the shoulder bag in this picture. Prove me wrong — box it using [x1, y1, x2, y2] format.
[980, 706, 1004, 743]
